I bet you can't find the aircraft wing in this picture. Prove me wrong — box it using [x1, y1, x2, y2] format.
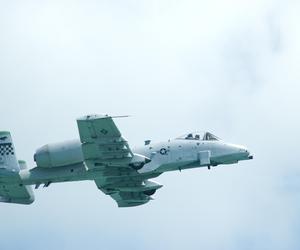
[77, 115, 161, 207]
[94, 178, 162, 207]
[77, 114, 134, 169]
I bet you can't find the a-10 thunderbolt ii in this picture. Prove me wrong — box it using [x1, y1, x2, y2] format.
[0, 115, 253, 207]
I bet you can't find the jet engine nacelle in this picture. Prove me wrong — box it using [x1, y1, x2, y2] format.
[34, 140, 84, 168]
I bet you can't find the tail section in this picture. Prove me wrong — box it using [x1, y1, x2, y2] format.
[0, 131, 19, 171]
[0, 131, 34, 205]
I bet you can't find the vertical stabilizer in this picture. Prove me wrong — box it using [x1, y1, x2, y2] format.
[0, 131, 19, 172]
[0, 132, 34, 204]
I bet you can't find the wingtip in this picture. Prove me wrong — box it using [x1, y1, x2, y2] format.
[77, 114, 130, 121]
[110, 115, 130, 119]
[77, 114, 109, 121]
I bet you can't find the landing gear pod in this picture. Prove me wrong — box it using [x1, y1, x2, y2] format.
[198, 150, 211, 166]
[129, 153, 151, 170]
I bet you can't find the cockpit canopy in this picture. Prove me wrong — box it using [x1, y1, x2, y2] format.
[176, 132, 220, 141]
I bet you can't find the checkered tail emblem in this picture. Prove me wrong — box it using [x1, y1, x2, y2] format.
[0, 143, 14, 156]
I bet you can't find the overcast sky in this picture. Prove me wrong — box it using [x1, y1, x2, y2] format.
[0, 0, 300, 249]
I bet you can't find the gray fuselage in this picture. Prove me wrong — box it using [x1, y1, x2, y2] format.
[18, 137, 251, 187]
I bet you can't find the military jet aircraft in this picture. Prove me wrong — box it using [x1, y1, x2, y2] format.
[0, 115, 253, 207]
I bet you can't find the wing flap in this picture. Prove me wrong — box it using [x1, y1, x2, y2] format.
[81, 141, 131, 160]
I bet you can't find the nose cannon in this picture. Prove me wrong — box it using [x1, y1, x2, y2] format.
[237, 146, 253, 161]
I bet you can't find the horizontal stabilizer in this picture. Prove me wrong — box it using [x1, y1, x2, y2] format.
[0, 183, 34, 205]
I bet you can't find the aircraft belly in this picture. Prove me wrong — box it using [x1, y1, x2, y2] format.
[211, 154, 239, 164]
[156, 161, 196, 172]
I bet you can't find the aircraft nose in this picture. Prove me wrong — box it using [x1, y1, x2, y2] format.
[227, 143, 253, 161]
[245, 150, 253, 159]
[239, 147, 253, 160]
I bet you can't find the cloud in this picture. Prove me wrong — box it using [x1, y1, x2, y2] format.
[0, 0, 300, 249]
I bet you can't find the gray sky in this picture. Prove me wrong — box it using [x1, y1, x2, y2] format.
[1, 0, 300, 249]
